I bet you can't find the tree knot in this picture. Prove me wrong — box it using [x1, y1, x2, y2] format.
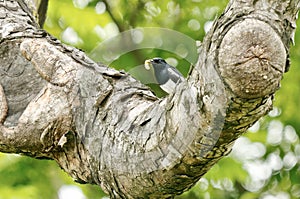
[218, 18, 286, 99]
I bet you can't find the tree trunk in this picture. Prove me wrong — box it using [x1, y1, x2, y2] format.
[0, 0, 298, 198]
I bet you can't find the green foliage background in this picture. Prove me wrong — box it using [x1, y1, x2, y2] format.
[1, 0, 300, 198]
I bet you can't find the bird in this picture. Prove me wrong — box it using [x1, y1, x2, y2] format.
[144, 58, 185, 94]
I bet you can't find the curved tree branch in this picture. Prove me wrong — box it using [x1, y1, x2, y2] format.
[0, 0, 299, 198]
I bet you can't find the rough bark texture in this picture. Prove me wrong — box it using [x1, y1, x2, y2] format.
[0, 0, 299, 198]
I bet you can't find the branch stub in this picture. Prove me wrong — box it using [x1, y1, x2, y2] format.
[218, 19, 286, 98]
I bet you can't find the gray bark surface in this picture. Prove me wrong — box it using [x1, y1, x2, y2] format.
[0, 0, 299, 198]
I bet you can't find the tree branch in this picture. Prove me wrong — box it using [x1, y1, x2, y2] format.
[0, 0, 299, 198]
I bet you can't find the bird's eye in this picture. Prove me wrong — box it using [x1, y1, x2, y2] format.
[153, 59, 160, 63]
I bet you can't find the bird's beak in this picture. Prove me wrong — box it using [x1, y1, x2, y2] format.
[144, 59, 152, 70]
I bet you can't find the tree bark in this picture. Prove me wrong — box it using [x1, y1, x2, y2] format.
[0, 0, 299, 198]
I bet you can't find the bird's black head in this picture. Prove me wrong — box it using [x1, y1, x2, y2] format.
[151, 57, 167, 64]
[149, 57, 167, 71]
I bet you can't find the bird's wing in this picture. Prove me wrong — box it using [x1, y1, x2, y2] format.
[167, 65, 185, 83]
[159, 65, 184, 94]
